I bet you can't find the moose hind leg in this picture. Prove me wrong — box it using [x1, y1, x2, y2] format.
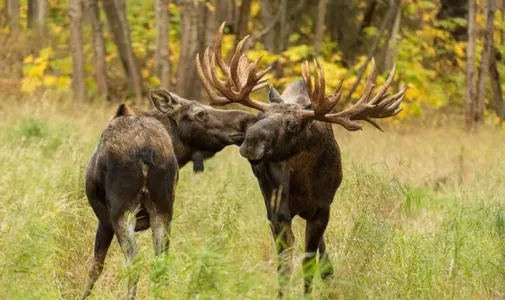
[145, 164, 176, 257]
[81, 221, 114, 300]
[303, 207, 330, 295]
[112, 212, 139, 300]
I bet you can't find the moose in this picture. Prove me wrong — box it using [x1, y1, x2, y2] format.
[81, 90, 256, 300]
[196, 23, 406, 296]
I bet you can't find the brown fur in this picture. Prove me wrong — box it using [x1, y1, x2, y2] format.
[81, 89, 257, 300]
[240, 81, 342, 295]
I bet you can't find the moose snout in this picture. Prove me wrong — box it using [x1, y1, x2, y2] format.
[239, 141, 266, 162]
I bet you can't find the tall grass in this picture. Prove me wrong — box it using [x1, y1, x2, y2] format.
[1, 99, 504, 299]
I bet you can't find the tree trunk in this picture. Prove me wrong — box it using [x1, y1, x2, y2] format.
[501, 0, 504, 44]
[260, 0, 275, 51]
[5, 0, 20, 31]
[102, 0, 143, 104]
[314, 0, 328, 57]
[28, 0, 47, 47]
[384, 1, 402, 70]
[465, 0, 477, 130]
[87, 0, 109, 100]
[489, 48, 505, 120]
[155, 0, 171, 90]
[236, 0, 252, 45]
[176, 0, 203, 100]
[69, 0, 87, 104]
[475, 0, 496, 122]
[278, 0, 287, 52]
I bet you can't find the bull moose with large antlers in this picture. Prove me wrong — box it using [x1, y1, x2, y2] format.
[197, 23, 406, 296]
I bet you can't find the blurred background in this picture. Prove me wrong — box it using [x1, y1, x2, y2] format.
[0, 0, 504, 129]
[1, 1, 505, 299]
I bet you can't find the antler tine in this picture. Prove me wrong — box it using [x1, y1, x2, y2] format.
[196, 51, 231, 106]
[210, 51, 235, 100]
[196, 21, 271, 111]
[297, 57, 406, 131]
[213, 22, 230, 78]
[369, 62, 396, 105]
[316, 60, 325, 107]
[230, 35, 250, 90]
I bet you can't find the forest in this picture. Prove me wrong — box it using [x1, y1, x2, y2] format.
[1, 0, 505, 299]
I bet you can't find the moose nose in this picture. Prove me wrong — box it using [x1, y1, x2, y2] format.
[239, 142, 265, 161]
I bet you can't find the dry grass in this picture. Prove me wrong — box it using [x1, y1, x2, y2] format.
[1, 97, 505, 299]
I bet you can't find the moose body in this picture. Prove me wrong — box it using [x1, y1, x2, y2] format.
[243, 82, 342, 292]
[82, 90, 256, 299]
[196, 23, 406, 296]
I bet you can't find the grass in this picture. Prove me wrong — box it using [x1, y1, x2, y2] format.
[1, 98, 505, 299]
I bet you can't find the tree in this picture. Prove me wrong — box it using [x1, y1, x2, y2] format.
[176, 0, 204, 99]
[102, 0, 143, 104]
[489, 49, 504, 121]
[69, 0, 87, 104]
[155, 0, 171, 90]
[87, 0, 109, 100]
[314, 0, 328, 57]
[259, 0, 276, 51]
[236, 0, 252, 45]
[475, 0, 496, 122]
[383, 0, 402, 70]
[465, 0, 477, 130]
[5, 0, 20, 31]
[28, 0, 47, 47]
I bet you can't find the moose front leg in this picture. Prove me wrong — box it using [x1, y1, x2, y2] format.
[270, 214, 295, 298]
[261, 161, 294, 298]
[303, 207, 331, 294]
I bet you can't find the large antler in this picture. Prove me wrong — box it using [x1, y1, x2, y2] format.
[298, 58, 406, 131]
[196, 22, 271, 111]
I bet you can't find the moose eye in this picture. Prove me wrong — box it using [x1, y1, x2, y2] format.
[196, 111, 206, 120]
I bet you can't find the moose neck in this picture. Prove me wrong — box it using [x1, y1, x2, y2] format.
[145, 110, 194, 167]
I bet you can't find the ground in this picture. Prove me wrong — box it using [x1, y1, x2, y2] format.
[1, 97, 504, 299]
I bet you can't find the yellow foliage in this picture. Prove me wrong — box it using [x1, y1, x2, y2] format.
[205, 2, 215, 12]
[43, 76, 58, 87]
[453, 43, 465, 58]
[58, 76, 70, 88]
[28, 64, 46, 78]
[250, 1, 260, 17]
[23, 55, 33, 64]
[146, 59, 155, 70]
[40, 47, 53, 59]
[141, 68, 149, 79]
[149, 76, 161, 87]
[21, 77, 42, 94]
[106, 52, 117, 62]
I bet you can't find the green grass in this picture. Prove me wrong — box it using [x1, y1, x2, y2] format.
[1, 99, 505, 299]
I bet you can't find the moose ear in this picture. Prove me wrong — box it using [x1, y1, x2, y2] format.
[268, 85, 283, 103]
[149, 89, 181, 116]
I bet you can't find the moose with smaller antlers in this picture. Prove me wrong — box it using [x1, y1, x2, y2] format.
[81, 90, 256, 300]
[197, 23, 406, 296]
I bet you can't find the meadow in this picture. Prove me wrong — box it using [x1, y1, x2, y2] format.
[1, 96, 505, 299]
